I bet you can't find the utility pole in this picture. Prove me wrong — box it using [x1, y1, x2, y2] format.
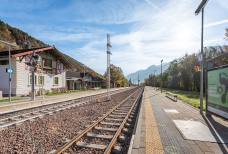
[0, 40, 17, 103]
[107, 34, 112, 100]
[161, 59, 163, 93]
[29, 50, 39, 101]
[195, 0, 209, 114]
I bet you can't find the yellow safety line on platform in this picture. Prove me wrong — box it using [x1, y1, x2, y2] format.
[144, 88, 164, 154]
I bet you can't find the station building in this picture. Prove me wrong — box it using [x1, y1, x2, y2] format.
[63, 54, 105, 90]
[0, 46, 105, 96]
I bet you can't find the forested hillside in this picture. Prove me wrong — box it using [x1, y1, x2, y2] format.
[145, 29, 228, 92]
[127, 63, 169, 84]
[0, 20, 46, 51]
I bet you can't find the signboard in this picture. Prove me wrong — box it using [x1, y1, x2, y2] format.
[6, 68, 13, 73]
[207, 66, 228, 119]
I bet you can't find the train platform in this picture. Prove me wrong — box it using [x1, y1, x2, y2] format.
[130, 86, 228, 154]
[0, 87, 128, 114]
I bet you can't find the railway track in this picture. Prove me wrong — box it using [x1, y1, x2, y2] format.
[53, 87, 143, 154]
[0, 88, 133, 130]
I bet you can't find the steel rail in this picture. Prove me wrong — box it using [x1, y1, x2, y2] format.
[0, 87, 130, 117]
[0, 88, 135, 129]
[104, 88, 142, 154]
[54, 87, 142, 154]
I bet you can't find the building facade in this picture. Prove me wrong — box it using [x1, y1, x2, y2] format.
[0, 47, 69, 96]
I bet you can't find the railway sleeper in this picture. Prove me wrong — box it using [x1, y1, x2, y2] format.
[94, 126, 118, 132]
[112, 145, 122, 154]
[105, 118, 123, 122]
[122, 128, 130, 134]
[76, 141, 107, 150]
[100, 122, 121, 126]
[112, 112, 127, 115]
[108, 115, 126, 119]
[86, 132, 113, 139]
[118, 135, 126, 143]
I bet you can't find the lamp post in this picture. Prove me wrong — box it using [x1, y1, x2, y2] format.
[0, 40, 17, 103]
[161, 59, 163, 93]
[195, 0, 209, 114]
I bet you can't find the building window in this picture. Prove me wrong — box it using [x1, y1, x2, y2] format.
[43, 58, 52, 68]
[38, 76, 44, 85]
[0, 60, 9, 65]
[54, 77, 59, 85]
[29, 75, 37, 85]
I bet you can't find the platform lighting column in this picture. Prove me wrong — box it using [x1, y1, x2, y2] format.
[160, 59, 163, 93]
[0, 40, 17, 103]
[195, 0, 209, 114]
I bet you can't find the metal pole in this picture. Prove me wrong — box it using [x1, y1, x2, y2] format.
[138, 73, 139, 86]
[200, 8, 204, 114]
[154, 70, 156, 88]
[106, 34, 111, 100]
[42, 60, 44, 100]
[83, 65, 85, 89]
[31, 51, 35, 101]
[8, 46, 12, 103]
[108, 52, 110, 94]
[161, 60, 163, 93]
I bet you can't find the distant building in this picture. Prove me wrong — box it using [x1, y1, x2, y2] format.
[0, 46, 105, 96]
[63, 54, 105, 90]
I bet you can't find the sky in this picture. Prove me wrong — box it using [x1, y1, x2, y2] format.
[0, 0, 228, 75]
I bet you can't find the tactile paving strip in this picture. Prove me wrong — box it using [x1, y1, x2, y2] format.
[144, 89, 164, 154]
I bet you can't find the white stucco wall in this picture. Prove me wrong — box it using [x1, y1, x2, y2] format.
[15, 59, 66, 96]
[0, 58, 16, 95]
[0, 56, 66, 96]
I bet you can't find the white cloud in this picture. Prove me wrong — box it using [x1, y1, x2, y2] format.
[8, 0, 227, 76]
[205, 19, 228, 28]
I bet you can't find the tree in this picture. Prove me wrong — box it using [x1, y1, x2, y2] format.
[225, 28, 228, 40]
[104, 64, 129, 87]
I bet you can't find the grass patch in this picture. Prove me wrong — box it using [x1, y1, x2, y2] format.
[0, 97, 22, 103]
[164, 88, 206, 111]
[45, 89, 94, 96]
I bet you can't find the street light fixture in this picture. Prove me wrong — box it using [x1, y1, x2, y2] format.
[195, 0, 209, 114]
[0, 40, 17, 103]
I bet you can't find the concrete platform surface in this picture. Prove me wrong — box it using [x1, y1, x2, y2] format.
[130, 86, 228, 154]
[0, 87, 128, 114]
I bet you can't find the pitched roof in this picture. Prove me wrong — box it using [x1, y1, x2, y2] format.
[0, 46, 105, 80]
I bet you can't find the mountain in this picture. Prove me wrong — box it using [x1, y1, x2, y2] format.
[127, 63, 169, 84]
[0, 20, 46, 51]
